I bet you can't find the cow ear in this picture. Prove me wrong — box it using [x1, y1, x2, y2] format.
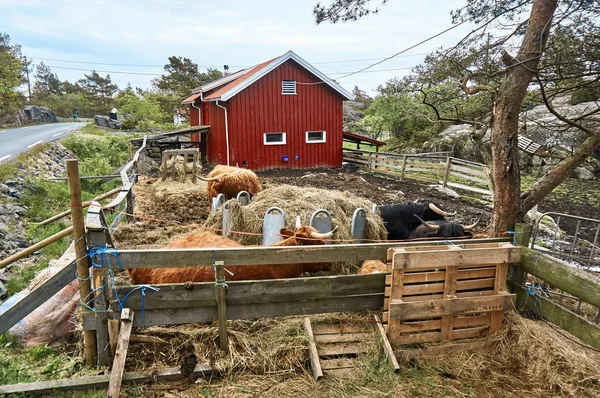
[280, 228, 295, 237]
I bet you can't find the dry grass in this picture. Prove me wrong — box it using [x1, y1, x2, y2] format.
[118, 312, 600, 398]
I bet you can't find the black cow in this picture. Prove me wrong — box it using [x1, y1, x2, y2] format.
[408, 214, 482, 239]
[377, 201, 456, 240]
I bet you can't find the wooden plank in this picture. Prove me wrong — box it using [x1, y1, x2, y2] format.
[441, 266, 458, 341]
[118, 239, 515, 269]
[517, 247, 600, 309]
[449, 164, 486, 177]
[114, 273, 387, 310]
[215, 261, 228, 352]
[402, 282, 445, 296]
[92, 269, 110, 367]
[84, 294, 385, 329]
[324, 368, 356, 378]
[392, 245, 520, 270]
[318, 343, 369, 356]
[0, 226, 74, 269]
[395, 339, 499, 360]
[398, 331, 441, 344]
[458, 268, 497, 280]
[0, 363, 213, 396]
[448, 171, 487, 185]
[512, 283, 600, 350]
[454, 314, 490, 329]
[312, 323, 371, 335]
[389, 294, 516, 321]
[405, 160, 445, 169]
[402, 290, 494, 303]
[373, 314, 400, 372]
[444, 181, 491, 195]
[397, 314, 490, 333]
[320, 358, 355, 370]
[400, 268, 495, 284]
[490, 263, 509, 334]
[303, 318, 323, 381]
[315, 332, 372, 344]
[0, 261, 76, 335]
[107, 309, 134, 398]
[456, 278, 495, 291]
[399, 319, 441, 333]
[108, 319, 119, 358]
[388, 267, 405, 339]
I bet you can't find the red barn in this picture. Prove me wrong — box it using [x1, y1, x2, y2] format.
[182, 51, 352, 171]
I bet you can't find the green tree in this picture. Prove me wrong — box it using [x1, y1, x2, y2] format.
[152, 56, 223, 99]
[116, 87, 168, 123]
[32, 62, 61, 101]
[315, 0, 600, 233]
[77, 71, 118, 114]
[0, 32, 26, 124]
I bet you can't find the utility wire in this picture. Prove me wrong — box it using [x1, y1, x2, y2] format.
[335, 19, 469, 80]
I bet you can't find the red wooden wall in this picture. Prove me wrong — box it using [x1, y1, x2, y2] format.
[192, 59, 345, 170]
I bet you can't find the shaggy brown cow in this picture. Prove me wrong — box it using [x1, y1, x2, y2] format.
[357, 260, 388, 274]
[127, 217, 337, 284]
[198, 165, 262, 201]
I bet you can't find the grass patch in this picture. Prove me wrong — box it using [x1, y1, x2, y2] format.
[0, 162, 18, 180]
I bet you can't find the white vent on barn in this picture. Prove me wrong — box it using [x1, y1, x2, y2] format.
[518, 135, 542, 154]
[282, 80, 297, 95]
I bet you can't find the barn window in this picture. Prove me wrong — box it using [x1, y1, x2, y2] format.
[282, 80, 296, 95]
[264, 132, 286, 145]
[306, 131, 326, 143]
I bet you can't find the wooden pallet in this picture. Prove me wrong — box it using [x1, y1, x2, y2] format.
[383, 243, 520, 353]
[304, 316, 399, 380]
[161, 148, 199, 182]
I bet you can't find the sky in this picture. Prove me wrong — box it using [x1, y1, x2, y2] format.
[1, 0, 478, 95]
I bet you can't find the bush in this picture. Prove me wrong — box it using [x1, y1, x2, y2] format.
[62, 133, 129, 171]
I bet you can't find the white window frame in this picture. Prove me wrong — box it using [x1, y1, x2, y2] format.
[305, 130, 326, 144]
[281, 80, 297, 95]
[264, 132, 286, 145]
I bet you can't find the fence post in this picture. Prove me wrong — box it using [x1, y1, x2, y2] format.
[367, 152, 373, 172]
[400, 155, 407, 181]
[66, 159, 97, 367]
[125, 188, 134, 222]
[214, 261, 228, 352]
[509, 223, 533, 288]
[442, 157, 451, 187]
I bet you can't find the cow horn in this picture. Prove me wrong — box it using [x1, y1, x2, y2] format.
[428, 203, 456, 217]
[310, 226, 338, 239]
[196, 174, 220, 181]
[414, 215, 440, 231]
[463, 214, 483, 231]
[296, 215, 302, 229]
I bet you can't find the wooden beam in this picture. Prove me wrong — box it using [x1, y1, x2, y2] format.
[373, 315, 400, 372]
[112, 273, 386, 311]
[67, 159, 96, 367]
[107, 309, 134, 398]
[395, 340, 499, 360]
[512, 283, 600, 350]
[303, 318, 323, 381]
[0, 226, 73, 269]
[118, 238, 512, 269]
[0, 262, 76, 335]
[214, 261, 228, 352]
[389, 294, 516, 321]
[0, 363, 214, 396]
[83, 294, 384, 330]
[517, 247, 600, 309]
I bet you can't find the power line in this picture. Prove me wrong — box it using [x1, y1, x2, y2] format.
[36, 57, 246, 69]
[311, 53, 427, 64]
[335, 20, 469, 80]
[46, 65, 163, 76]
[328, 66, 414, 75]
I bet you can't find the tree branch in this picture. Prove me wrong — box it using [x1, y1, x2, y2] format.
[459, 73, 496, 95]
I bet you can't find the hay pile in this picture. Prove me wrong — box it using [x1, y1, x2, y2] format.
[122, 312, 600, 398]
[204, 184, 387, 247]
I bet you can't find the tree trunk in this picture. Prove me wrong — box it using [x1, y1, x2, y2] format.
[521, 129, 600, 211]
[490, 0, 557, 233]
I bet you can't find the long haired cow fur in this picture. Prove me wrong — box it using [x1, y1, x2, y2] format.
[127, 221, 336, 284]
[201, 165, 262, 201]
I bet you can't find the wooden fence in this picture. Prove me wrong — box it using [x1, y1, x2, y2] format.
[343, 149, 493, 197]
[0, 137, 147, 348]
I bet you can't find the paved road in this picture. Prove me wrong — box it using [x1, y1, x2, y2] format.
[0, 123, 83, 163]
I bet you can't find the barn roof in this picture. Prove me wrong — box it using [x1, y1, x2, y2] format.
[186, 51, 353, 103]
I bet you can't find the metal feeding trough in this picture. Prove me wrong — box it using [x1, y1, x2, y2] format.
[211, 193, 226, 215]
[351, 208, 367, 242]
[262, 207, 286, 246]
[310, 209, 333, 245]
[236, 191, 251, 206]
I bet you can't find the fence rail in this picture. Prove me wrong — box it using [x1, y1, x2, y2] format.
[343, 149, 493, 197]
